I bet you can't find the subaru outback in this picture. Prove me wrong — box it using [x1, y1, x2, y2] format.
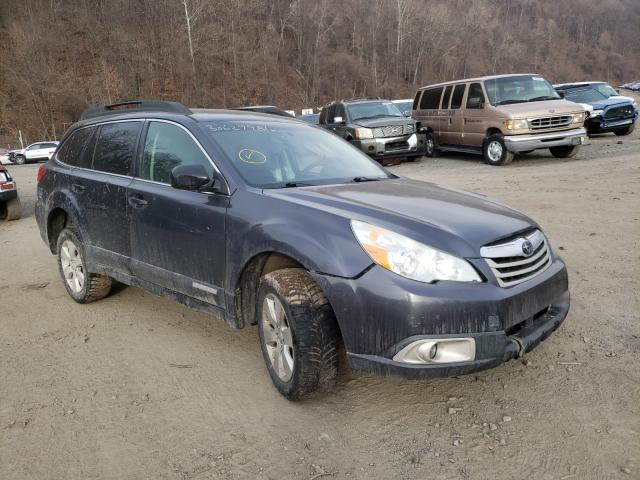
[36, 100, 570, 400]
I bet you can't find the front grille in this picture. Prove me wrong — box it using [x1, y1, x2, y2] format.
[528, 115, 572, 130]
[373, 123, 415, 137]
[481, 230, 552, 287]
[605, 105, 634, 120]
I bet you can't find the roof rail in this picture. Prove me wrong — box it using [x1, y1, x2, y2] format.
[341, 97, 382, 102]
[80, 100, 192, 120]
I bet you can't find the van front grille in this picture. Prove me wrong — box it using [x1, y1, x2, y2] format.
[528, 115, 572, 130]
[480, 230, 552, 287]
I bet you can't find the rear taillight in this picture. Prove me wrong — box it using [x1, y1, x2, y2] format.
[1, 182, 15, 191]
[37, 164, 47, 183]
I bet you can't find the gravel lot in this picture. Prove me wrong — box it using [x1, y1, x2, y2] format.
[1, 116, 639, 479]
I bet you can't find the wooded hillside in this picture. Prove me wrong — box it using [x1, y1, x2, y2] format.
[1, 0, 639, 144]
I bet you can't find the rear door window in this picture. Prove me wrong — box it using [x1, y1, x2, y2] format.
[419, 87, 443, 109]
[441, 86, 452, 108]
[140, 121, 213, 184]
[450, 84, 466, 109]
[412, 91, 422, 110]
[92, 122, 141, 175]
[466, 83, 485, 109]
[57, 127, 95, 168]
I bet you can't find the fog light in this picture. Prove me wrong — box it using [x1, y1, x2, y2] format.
[368, 146, 375, 151]
[393, 337, 476, 364]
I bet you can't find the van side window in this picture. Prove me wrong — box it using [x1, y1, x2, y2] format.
[441, 86, 453, 109]
[450, 84, 466, 109]
[419, 87, 443, 110]
[412, 91, 422, 110]
[466, 83, 485, 109]
[56, 127, 95, 168]
[92, 122, 141, 175]
[140, 122, 213, 184]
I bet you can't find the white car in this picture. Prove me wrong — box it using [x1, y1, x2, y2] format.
[14, 141, 59, 165]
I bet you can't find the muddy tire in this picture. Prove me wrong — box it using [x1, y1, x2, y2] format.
[613, 123, 635, 136]
[549, 145, 580, 158]
[257, 268, 340, 401]
[424, 131, 438, 157]
[483, 134, 514, 166]
[1, 196, 21, 221]
[56, 228, 112, 303]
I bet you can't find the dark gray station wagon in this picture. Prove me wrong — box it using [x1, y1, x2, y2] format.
[36, 101, 569, 400]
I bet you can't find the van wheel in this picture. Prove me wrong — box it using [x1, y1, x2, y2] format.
[425, 132, 438, 157]
[613, 123, 635, 136]
[549, 145, 580, 158]
[1, 197, 21, 221]
[56, 228, 112, 303]
[483, 134, 514, 166]
[257, 268, 340, 401]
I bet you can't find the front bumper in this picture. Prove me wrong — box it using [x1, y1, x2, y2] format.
[353, 133, 425, 158]
[504, 127, 586, 153]
[312, 257, 569, 379]
[586, 114, 637, 133]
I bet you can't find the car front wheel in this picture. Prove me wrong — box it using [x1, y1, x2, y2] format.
[57, 228, 112, 303]
[257, 268, 340, 400]
[483, 134, 514, 166]
[613, 123, 635, 136]
[549, 145, 580, 158]
[15, 155, 25, 165]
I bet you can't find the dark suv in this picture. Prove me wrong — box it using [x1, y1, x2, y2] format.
[319, 99, 424, 162]
[36, 100, 569, 400]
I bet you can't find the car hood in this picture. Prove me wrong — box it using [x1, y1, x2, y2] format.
[351, 117, 415, 128]
[265, 178, 536, 258]
[586, 97, 635, 109]
[496, 99, 584, 117]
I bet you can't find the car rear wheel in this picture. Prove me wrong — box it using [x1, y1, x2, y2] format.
[424, 132, 438, 157]
[57, 228, 112, 303]
[15, 155, 25, 165]
[483, 134, 514, 166]
[257, 268, 340, 400]
[613, 123, 635, 136]
[0, 197, 21, 221]
[549, 145, 580, 158]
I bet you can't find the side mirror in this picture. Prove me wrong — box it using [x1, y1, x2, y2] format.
[333, 116, 344, 124]
[557, 91, 565, 99]
[170, 164, 212, 192]
[403, 111, 411, 117]
[615, 88, 620, 94]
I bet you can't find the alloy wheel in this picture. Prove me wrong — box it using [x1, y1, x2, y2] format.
[60, 239, 85, 293]
[261, 293, 294, 382]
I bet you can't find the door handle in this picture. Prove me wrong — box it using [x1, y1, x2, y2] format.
[71, 183, 86, 193]
[128, 195, 148, 209]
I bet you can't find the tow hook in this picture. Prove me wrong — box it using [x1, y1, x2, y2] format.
[508, 336, 526, 358]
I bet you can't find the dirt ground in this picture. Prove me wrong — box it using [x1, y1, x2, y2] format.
[1, 115, 639, 480]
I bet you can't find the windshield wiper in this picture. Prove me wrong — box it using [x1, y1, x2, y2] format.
[352, 176, 382, 183]
[283, 182, 313, 188]
[528, 96, 558, 102]
[495, 99, 524, 106]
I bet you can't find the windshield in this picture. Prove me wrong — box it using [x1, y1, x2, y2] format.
[204, 121, 390, 188]
[347, 101, 403, 121]
[393, 101, 412, 114]
[484, 75, 561, 106]
[593, 83, 618, 97]
[563, 87, 607, 103]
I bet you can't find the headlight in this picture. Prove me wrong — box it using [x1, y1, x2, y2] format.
[590, 110, 603, 118]
[350, 220, 482, 283]
[505, 119, 528, 130]
[573, 112, 586, 122]
[354, 127, 373, 139]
